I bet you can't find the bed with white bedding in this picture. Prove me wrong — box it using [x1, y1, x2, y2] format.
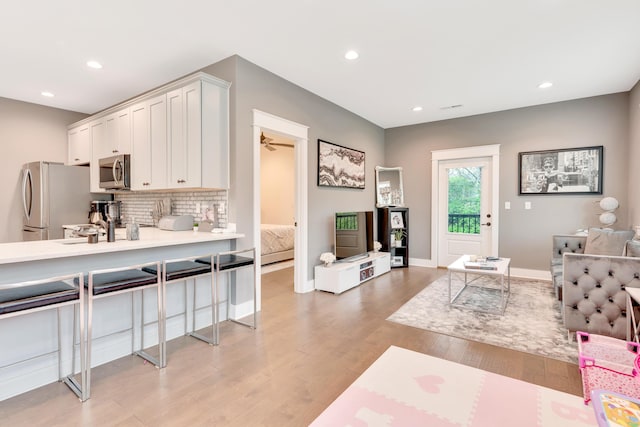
[261, 223, 295, 265]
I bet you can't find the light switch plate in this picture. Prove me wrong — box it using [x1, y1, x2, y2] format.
[525, 201, 532, 210]
[505, 201, 511, 210]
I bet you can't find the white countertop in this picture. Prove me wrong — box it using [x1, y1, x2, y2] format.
[0, 228, 244, 264]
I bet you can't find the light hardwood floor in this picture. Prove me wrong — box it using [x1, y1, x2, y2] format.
[0, 266, 582, 426]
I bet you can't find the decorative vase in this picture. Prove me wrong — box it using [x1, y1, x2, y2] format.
[324, 261, 333, 267]
[396, 240, 403, 248]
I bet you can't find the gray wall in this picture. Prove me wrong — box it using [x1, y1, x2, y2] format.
[0, 97, 87, 242]
[1, 60, 635, 279]
[384, 93, 630, 271]
[202, 56, 386, 283]
[628, 81, 640, 228]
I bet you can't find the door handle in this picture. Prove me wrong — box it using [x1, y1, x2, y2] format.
[22, 169, 32, 220]
[481, 222, 491, 226]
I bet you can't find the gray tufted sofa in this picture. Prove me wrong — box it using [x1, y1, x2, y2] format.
[562, 252, 640, 340]
[551, 234, 587, 300]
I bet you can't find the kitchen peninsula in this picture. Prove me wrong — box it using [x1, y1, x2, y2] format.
[0, 228, 244, 401]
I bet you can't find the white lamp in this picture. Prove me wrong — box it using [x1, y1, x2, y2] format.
[598, 197, 619, 228]
[599, 197, 619, 211]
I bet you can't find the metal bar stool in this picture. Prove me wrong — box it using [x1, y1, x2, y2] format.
[0, 273, 85, 401]
[85, 262, 162, 400]
[197, 248, 257, 333]
[142, 255, 216, 368]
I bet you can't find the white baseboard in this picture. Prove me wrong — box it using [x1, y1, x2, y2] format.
[510, 268, 551, 281]
[301, 278, 315, 293]
[408, 257, 437, 268]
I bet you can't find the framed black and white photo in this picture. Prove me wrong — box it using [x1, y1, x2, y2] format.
[518, 146, 603, 195]
[390, 211, 404, 228]
[317, 139, 365, 189]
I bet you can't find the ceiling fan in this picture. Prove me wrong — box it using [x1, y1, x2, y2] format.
[261, 132, 294, 151]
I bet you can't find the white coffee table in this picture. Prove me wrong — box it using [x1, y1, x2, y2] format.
[447, 255, 511, 315]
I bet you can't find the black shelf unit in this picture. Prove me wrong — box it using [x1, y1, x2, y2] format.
[377, 207, 409, 268]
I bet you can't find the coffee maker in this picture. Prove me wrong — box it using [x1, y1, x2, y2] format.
[89, 200, 122, 227]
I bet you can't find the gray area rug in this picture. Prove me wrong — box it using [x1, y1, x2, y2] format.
[387, 274, 578, 363]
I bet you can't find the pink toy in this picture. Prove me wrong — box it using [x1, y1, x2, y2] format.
[577, 331, 640, 404]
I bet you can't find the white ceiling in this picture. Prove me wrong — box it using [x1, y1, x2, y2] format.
[2, 1, 640, 129]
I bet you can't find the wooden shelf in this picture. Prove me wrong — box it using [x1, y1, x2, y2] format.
[377, 207, 409, 268]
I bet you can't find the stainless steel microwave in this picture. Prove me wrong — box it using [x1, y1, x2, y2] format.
[99, 154, 130, 190]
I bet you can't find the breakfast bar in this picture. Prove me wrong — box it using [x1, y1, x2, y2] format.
[0, 228, 244, 401]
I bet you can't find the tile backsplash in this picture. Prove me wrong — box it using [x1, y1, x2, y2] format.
[115, 190, 227, 228]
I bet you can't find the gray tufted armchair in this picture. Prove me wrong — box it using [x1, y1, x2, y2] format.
[551, 234, 587, 300]
[563, 253, 640, 340]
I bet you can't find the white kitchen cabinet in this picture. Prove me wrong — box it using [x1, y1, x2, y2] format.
[131, 95, 167, 190]
[101, 108, 131, 158]
[67, 124, 91, 165]
[166, 86, 196, 188]
[89, 119, 107, 193]
[200, 78, 230, 189]
[167, 79, 229, 189]
[67, 71, 229, 192]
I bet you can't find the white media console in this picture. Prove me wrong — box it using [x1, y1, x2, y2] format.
[314, 251, 391, 294]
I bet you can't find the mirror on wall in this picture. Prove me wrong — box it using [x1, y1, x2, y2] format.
[375, 166, 404, 207]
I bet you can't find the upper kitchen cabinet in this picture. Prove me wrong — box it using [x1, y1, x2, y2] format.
[89, 118, 107, 193]
[67, 71, 230, 192]
[67, 124, 91, 165]
[200, 76, 230, 189]
[131, 95, 168, 190]
[100, 108, 132, 159]
[166, 77, 230, 189]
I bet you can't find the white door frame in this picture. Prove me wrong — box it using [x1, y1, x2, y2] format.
[431, 144, 500, 267]
[252, 109, 312, 294]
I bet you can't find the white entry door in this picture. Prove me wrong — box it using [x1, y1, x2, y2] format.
[437, 157, 493, 266]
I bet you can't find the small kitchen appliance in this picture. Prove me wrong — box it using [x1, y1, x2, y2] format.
[106, 201, 122, 227]
[98, 154, 130, 190]
[89, 200, 122, 227]
[158, 215, 194, 231]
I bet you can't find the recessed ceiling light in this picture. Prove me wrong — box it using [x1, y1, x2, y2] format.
[41, 91, 54, 97]
[412, 106, 423, 112]
[440, 104, 463, 110]
[86, 60, 103, 69]
[538, 81, 553, 89]
[345, 50, 359, 60]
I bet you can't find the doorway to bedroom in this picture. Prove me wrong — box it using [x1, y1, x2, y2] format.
[252, 109, 310, 295]
[260, 131, 296, 274]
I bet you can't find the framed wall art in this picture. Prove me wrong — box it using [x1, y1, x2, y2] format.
[390, 211, 404, 228]
[317, 139, 365, 189]
[518, 146, 603, 195]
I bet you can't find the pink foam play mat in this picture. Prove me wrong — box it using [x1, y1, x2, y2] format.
[311, 346, 596, 426]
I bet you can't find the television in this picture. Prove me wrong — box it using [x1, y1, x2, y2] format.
[334, 211, 374, 261]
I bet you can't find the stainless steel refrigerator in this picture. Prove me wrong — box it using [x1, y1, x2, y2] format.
[22, 161, 94, 241]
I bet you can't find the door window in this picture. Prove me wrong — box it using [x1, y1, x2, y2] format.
[447, 166, 482, 235]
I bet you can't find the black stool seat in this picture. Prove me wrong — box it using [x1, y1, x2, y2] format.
[0, 281, 78, 315]
[143, 261, 211, 281]
[196, 254, 254, 271]
[81, 270, 158, 295]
